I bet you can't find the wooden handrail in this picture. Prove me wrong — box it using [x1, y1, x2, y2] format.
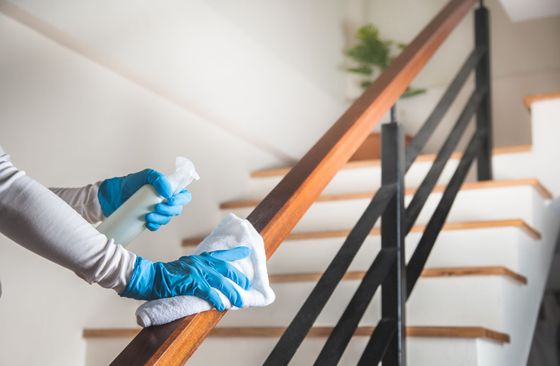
[111, 0, 478, 364]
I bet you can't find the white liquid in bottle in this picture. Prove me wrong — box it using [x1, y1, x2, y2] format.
[97, 157, 200, 246]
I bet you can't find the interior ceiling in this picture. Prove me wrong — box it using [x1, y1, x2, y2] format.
[2, 0, 346, 163]
[496, 0, 560, 22]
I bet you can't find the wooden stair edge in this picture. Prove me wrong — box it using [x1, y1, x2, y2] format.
[83, 326, 510, 344]
[251, 144, 533, 178]
[182, 218, 541, 247]
[524, 91, 560, 111]
[218, 178, 552, 210]
[269, 266, 528, 285]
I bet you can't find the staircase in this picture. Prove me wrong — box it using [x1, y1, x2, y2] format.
[82, 0, 560, 364]
[84, 126, 560, 365]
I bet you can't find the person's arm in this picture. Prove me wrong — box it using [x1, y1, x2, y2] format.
[0, 149, 134, 292]
[0, 147, 251, 309]
[50, 184, 104, 224]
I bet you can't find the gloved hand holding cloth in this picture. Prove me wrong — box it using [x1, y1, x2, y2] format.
[134, 213, 276, 327]
[120, 246, 252, 311]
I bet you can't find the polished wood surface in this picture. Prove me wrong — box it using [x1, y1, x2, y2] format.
[182, 218, 540, 247]
[87, 326, 510, 344]
[268, 266, 527, 285]
[219, 178, 552, 210]
[111, 0, 479, 364]
[251, 144, 532, 178]
[524, 91, 560, 111]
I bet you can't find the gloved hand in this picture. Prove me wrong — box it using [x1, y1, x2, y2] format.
[98, 169, 191, 231]
[121, 246, 252, 311]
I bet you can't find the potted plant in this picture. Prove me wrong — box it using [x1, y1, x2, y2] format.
[345, 24, 424, 161]
[345, 24, 425, 97]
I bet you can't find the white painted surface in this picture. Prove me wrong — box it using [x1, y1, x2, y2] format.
[228, 184, 547, 232]
[85, 335, 493, 366]
[205, 0, 347, 101]
[246, 147, 532, 198]
[2, 0, 347, 162]
[531, 99, 560, 195]
[262, 227, 534, 275]
[497, 0, 560, 22]
[3, 0, 559, 160]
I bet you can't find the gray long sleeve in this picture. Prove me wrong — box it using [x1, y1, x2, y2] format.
[50, 184, 105, 224]
[0, 146, 135, 293]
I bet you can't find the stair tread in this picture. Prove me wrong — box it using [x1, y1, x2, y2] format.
[269, 266, 527, 285]
[182, 218, 540, 246]
[220, 178, 551, 210]
[83, 326, 510, 344]
[252, 145, 532, 178]
[524, 91, 560, 111]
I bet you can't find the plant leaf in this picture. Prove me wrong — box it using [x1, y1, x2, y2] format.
[360, 80, 372, 89]
[347, 65, 373, 75]
[401, 87, 427, 98]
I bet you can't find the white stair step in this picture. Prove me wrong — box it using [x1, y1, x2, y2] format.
[246, 145, 533, 197]
[221, 267, 525, 333]
[222, 179, 551, 233]
[267, 219, 539, 274]
[183, 219, 540, 275]
[83, 326, 509, 366]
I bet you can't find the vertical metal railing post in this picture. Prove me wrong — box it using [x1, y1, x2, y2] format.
[380, 120, 407, 365]
[475, 0, 493, 180]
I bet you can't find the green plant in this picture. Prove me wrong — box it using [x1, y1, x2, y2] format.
[346, 24, 425, 98]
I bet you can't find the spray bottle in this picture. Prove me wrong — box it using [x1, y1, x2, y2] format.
[97, 157, 200, 246]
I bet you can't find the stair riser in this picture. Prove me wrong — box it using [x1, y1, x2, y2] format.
[84, 335, 500, 366]
[247, 159, 458, 198]
[221, 277, 520, 333]
[226, 186, 545, 232]
[246, 151, 532, 198]
[262, 227, 533, 274]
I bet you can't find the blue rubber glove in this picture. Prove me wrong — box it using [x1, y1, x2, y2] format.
[121, 246, 252, 311]
[98, 169, 192, 231]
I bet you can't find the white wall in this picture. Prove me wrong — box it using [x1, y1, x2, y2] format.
[206, 0, 347, 101]
[497, 0, 560, 22]
[0, 11, 277, 365]
[3, 0, 347, 162]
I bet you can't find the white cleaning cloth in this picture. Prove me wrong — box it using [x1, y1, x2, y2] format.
[136, 213, 276, 327]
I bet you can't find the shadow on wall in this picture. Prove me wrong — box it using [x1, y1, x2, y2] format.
[528, 208, 560, 366]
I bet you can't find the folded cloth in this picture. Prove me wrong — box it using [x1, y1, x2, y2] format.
[135, 213, 276, 327]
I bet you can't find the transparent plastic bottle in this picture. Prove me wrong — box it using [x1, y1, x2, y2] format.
[97, 157, 200, 246]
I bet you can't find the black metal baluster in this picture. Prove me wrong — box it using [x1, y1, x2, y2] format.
[406, 131, 482, 295]
[405, 47, 485, 170]
[405, 87, 486, 232]
[475, 1, 493, 180]
[312, 248, 396, 366]
[262, 184, 396, 366]
[380, 122, 407, 366]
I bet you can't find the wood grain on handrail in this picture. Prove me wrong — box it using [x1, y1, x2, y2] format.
[111, 0, 478, 364]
